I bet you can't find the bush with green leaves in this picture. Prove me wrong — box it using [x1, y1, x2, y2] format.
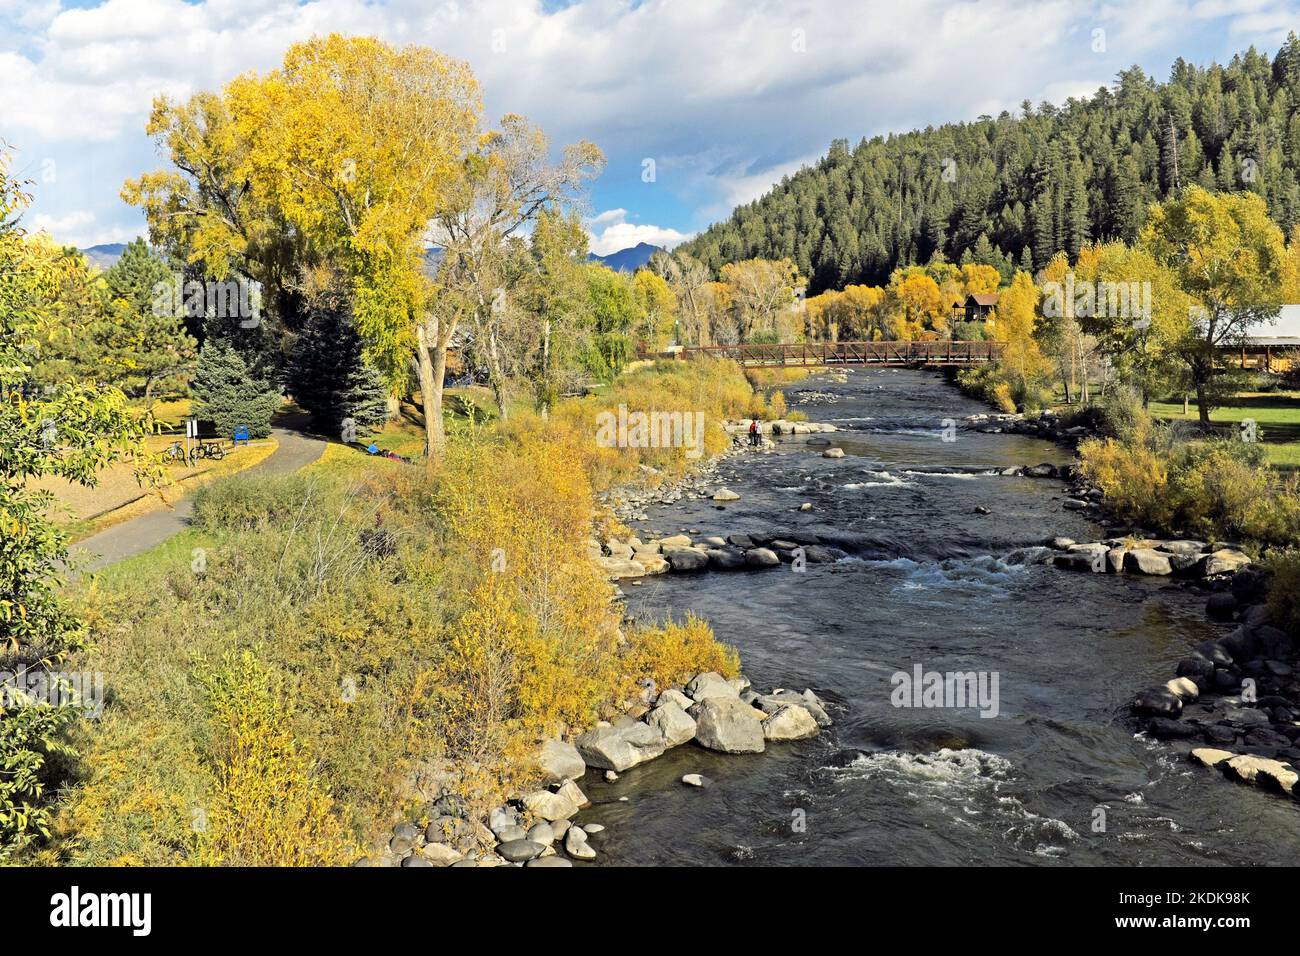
[0, 151, 149, 858]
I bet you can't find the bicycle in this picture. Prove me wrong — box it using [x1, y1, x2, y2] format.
[163, 441, 188, 465]
[189, 441, 226, 464]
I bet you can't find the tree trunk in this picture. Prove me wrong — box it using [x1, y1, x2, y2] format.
[1195, 378, 1211, 427]
[485, 323, 509, 421]
[415, 322, 446, 468]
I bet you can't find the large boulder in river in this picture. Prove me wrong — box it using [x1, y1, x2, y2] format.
[690, 697, 766, 754]
[534, 738, 585, 783]
[664, 547, 710, 573]
[1124, 548, 1173, 575]
[1222, 754, 1299, 794]
[1199, 549, 1251, 576]
[658, 534, 692, 549]
[751, 689, 832, 727]
[575, 723, 665, 771]
[1131, 687, 1183, 718]
[744, 547, 781, 568]
[822, 447, 845, 458]
[596, 556, 646, 579]
[762, 704, 820, 741]
[712, 488, 741, 501]
[647, 701, 697, 748]
[685, 671, 740, 703]
[705, 548, 747, 571]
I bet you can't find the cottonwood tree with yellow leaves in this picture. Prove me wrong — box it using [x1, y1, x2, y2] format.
[1140, 186, 1286, 425]
[127, 35, 485, 464]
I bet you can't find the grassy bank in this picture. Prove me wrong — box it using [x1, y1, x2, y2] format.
[36, 359, 756, 865]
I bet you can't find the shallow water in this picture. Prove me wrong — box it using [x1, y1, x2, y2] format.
[582, 367, 1300, 866]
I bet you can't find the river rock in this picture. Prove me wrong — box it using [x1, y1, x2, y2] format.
[418, 842, 464, 866]
[1166, 677, 1200, 702]
[664, 547, 710, 573]
[525, 856, 573, 867]
[681, 773, 708, 787]
[597, 556, 646, 579]
[496, 839, 545, 862]
[712, 488, 741, 501]
[632, 553, 670, 575]
[658, 534, 692, 549]
[526, 822, 555, 845]
[685, 671, 740, 702]
[822, 447, 845, 458]
[656, 687, 694, 709]
[744, 547, 781, 568]
[762, 703, 820, 741]
[705, 548, 747, 571]
[690, 697, 766, 753]
[648, 700, 698, 747]
[605, 539, 634, 559]
[534, 738, 586, 783]
[727, 533, 757, 549]
[1159, 539, 1207, 556]
[1206, 593, 1239, 620]
[1199, 549, 1251, 576]
[564, 827, 596, 860]
[576, 723, 664, 771]
[1222, 754, 1299, 794]
[520, 787, 580, 821]
[1131, 688, 1183, 718]
[1145, 717, 1198, 739]
[1124, 549, 1173, 575]
[1191, 747, 1235, 768]
[752, 689, 832, 727]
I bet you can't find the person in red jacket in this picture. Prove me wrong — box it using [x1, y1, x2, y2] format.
[748, 420, 760, 446]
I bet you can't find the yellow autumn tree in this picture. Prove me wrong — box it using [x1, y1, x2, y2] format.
[888, 270, 945, 339]
[987, 269, 1050, 406]
[127, 34, 484, 464]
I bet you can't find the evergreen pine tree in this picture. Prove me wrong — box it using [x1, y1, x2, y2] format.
[192, 339, 282, 439]
[287, 303, 390, 437]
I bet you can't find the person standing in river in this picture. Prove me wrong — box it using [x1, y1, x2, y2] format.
[749, 420, 760, 446]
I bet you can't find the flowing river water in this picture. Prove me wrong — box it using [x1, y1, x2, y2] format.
[581, 367, 1300, 866]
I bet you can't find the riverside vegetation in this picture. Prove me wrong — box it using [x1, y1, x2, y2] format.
[24, 358, 792, 866]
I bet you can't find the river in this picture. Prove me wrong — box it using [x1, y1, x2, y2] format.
[582, 366, 1300, 866]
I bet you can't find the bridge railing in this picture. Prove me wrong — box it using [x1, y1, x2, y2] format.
[655, 340, 1004, 367]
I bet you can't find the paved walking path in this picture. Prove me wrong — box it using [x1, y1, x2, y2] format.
[70, 416, 327, 573]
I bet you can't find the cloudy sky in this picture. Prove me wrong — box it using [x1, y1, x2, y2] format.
[2, 0, 1298, 255]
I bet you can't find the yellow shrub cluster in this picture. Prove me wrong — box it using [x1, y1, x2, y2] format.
[192, 651, 356, 866]
[623, 615, 739, 692]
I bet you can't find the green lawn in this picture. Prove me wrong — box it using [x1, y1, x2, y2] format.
[1150, 391, 1300, 468]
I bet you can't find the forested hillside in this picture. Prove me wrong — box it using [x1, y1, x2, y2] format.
[680, 36, 1300, 293]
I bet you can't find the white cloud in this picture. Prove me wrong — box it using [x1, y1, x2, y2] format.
[3, 0, 1298, 248]
[30, 209, 137, 247]
[586, 209, 691, 256]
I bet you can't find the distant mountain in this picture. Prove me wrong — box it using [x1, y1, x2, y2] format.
[588, 242, 662, 272]
[81, 243, 128, 270]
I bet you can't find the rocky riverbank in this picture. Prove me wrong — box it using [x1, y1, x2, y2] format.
[361, 404, 842, 868]
[365, 669, 833, 867]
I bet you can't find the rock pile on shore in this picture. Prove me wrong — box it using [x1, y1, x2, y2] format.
[591, 529, 851, 580]
[963, 409, 1099, 445]
[1033, 536, 1253, 580]
[1127, 569, 1300, 803]
[366, 670, 833, 867]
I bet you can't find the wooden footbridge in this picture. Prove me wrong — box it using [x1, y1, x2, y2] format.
[659, 340, 1003, 369]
